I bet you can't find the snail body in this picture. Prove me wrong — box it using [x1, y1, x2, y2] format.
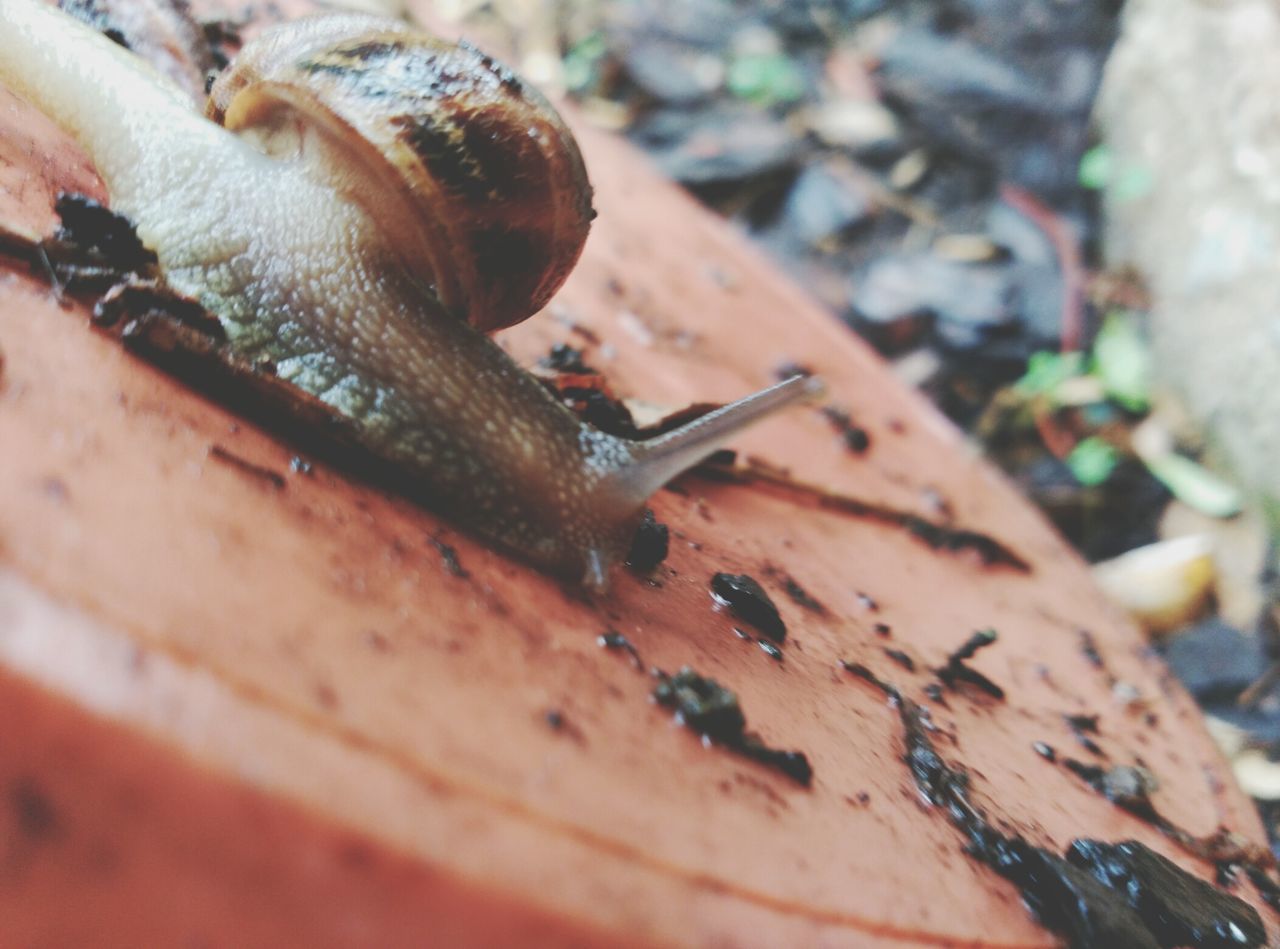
[0, 0, 815, 587]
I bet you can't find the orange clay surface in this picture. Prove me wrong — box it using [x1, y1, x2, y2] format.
[0, 3, 1272, 946]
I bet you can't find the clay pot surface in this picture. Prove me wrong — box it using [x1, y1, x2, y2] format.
[0, 2, 1271, 945]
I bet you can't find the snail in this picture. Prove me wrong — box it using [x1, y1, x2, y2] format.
[0, 0, 817, 588]
[53, 0, 217, 102]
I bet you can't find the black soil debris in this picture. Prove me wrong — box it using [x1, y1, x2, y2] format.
[1055, 754, 1280, 908]
[46, 193, 158, 288]
[429, 535, 470, 579]
[532, 342, 728, 444]
[533, 348, 639, 438]
[653, 667, 746, 741]
[626, 508, 670, 572]
[1080, 629, 1107, 671]
[652, 667, 811, 786]
[1245, 866, 1280, 915]
[543, 708, 586, 743]
[1065, 713, 1106, 757]
[840, 660, 899, 701]
[842, 668, 1265, 949]
[1059, 757, 1267, 868]
[571, 387, 639, 437]
[1064, 761, 1160, 815]
[1067, 839, 1265, 949]
[208, 444, 285, 489]
[710, 572, 786, 642]
[734, 736, 812, 786]
[884, 647, 915, 672]
[935, 628, 1005, 700]
[94, 279, 225, 341]
[597, 630, 643, 670]
[538, 342, 594, 374]
[820, 404, 872, 454]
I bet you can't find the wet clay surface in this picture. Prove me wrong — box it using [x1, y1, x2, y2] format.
[0, 1, 1274, 945]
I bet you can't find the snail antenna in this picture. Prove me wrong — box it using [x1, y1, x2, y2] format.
[619, 374, 823, 503]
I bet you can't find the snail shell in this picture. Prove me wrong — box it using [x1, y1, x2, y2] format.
[0, 0, 815, 587]
[207, 14, 595, 333]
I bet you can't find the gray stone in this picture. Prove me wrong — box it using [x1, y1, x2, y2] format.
[1100, 0, 1280, 520]
[1161, 619, 1268, 704]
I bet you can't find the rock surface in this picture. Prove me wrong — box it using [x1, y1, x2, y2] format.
[1100, 0, 1280, 518]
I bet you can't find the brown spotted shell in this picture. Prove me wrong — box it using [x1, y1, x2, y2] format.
[206, 14, 594, 333]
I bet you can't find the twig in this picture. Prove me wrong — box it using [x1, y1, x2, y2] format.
[999, 183, 1085, 354]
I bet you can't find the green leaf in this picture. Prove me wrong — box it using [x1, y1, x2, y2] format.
[1079, 145, 1153, 201]
[1015, 350, 1086, 399]
[563, 33, 607, 93]
[727, 53, 806, 107]
[1078, 145, 1111, 190]
[1093, 311, 1151, 412]
[1144, 453, 1243, 518]
[1067, 436, 1118, 486]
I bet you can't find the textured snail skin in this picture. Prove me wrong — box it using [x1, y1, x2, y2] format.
[0, 0, 814, 587]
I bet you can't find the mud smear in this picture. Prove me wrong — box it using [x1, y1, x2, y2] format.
[762, 564, 828, 615]
[9, 778, 58, 843]
[695, 456, 1030, 571]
